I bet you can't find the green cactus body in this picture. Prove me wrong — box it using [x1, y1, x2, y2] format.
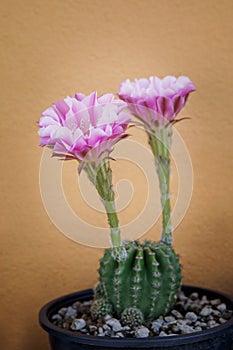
[96, 240, 181, 321]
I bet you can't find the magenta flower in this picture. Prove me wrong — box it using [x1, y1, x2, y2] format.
[38, 92, 130, 166]
[119, 76, 196, 125]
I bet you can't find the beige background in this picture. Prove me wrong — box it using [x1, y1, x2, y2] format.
[1, 0, 233, 349]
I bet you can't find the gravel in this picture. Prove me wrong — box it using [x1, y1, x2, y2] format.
[51, 290, 232, 338]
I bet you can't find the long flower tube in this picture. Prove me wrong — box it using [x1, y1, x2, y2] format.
[119, 76, 196, 244]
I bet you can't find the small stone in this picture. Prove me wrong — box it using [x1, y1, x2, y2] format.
[212, 310, 221, 317]
[80, 328, 88, 333]
[104, 314, 112, 321]
[116, 332, 124, 338]
[161, 323, 170, 331]
[195, 326, 202, 331]
[222, 310, 232, 320]
[89, 325, 97, 332]
[180, 324, 195, 334]
[164, 316, 176, 323]
[98, 327, 104, 334]
[103, 324, 111, 331]
[217, 303, 227, 312]
[200, 296, 209, 306]
[183, 302, 192, 311]
[207, 320, 216, 328]
[185, 312, 198, 323]
[178, 319, 192, 326]
[179, 291, 188, 301]
[62, 322, 70, 329]
[219, 317, 227, 324]
[71, 318, 86, 331]
[64, 306, 77, 320]
[196, 321, 207, 329]
[135, 326, 150, 338]
[190, 292, 199, 300]
[189, 303, 201, 313]
[210, 299, 221, 306]
[123, 325, 131, 331]
[106, 318, 122, 332]
[159, 331, 168, 336]
[171, 325, 180, 333]
[83, 300, 92, 307]
[200, 307, 212, 317]
[58, 307, 67, 316]
[207, 315, 214, 320]
[51, 314, 62, 321]
[171, 310, 183, 319]
[98, 332, 106, 337]
[72, 301, 81, 310]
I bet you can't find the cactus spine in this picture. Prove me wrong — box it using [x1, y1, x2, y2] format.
[97, 240, 181, 320]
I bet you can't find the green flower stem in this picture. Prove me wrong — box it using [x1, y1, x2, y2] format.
[84, 159, 126, 260]
[148, 126, 173, 245]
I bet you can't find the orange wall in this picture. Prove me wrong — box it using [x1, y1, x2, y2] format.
[1, 1, 233, 349]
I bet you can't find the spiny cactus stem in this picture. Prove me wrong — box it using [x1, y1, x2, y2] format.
[148, 127, 173, 245]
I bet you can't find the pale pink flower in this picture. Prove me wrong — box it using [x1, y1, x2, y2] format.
[119, 76, 196, 125]
[38, 92, 130, 166]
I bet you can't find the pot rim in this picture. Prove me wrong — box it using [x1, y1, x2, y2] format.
[39, 285, 233, 348]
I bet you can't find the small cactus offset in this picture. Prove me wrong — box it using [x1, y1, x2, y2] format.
[91, 298, 113, 320]
[121, 307, 144, 327]
[94, 240, 182, 321]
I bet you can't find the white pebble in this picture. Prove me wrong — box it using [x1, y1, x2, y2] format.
[106, 318, 122, 332]
[58, 307, 67, 316]
[64, 306, 77, 319]
[116, 332, 124, 338]
[151, 319, 163, 333]
[98, 327, 104, 334]
[104, 314, 112, 321]
[171, 310, 183, 319]
[71, 318, 86, 330]
[219, 318, 227, 324]
[180, 324, 195, 334]
[159, 331, 168, 336]
[51, 314, 62, 321]
[135, 326, 150, 338]
[217, 303, 227, 312]
[185, 312, 198, 323]
[164, 316, 175, 323]
[200, 307, 212, 317]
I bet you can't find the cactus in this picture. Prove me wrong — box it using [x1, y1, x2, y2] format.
[121, 307, 144, 327]
[95, 240, 181, 321]
[91, 298, 113, 320]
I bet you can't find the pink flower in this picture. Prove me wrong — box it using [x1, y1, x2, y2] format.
[119, 76, 196, 125]
[38, 92, 130, 166]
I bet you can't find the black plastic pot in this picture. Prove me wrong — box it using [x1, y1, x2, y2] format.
[39, 285, 233, 350]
